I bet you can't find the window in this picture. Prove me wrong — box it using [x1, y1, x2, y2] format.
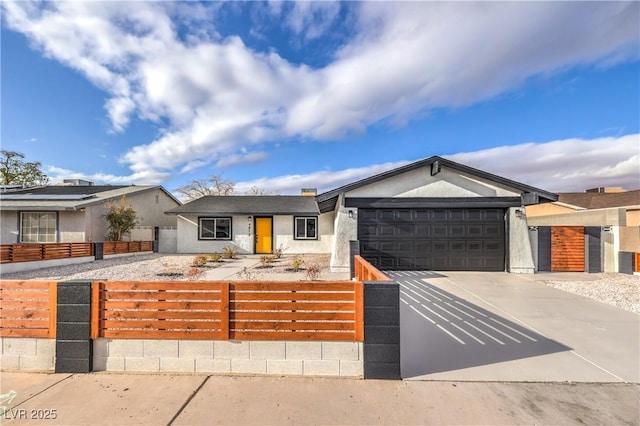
[20, 212, 57, 243]
[294, 217, 317, 240]
[199, 217, 232, 240]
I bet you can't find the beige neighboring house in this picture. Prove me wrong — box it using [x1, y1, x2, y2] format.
[0, 179, 181, 245]
[526, 187, 640, 273]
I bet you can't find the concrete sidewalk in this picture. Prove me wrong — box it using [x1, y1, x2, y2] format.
[1, 372, 638, 425]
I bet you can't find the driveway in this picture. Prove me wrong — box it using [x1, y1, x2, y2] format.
[391, 271, 639, 382]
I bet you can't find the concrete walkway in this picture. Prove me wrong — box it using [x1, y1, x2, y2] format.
[1, 372, 638, 425]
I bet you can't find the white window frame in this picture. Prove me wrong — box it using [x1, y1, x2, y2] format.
[198, 217, 232, 240]
[294, 216, 318, 240]
[20, 211, 58, 243]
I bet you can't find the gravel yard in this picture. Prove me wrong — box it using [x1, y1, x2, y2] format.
[540, 273, 640, 314]
[0, 253, 332, 282]
[1, 255, 638, 313]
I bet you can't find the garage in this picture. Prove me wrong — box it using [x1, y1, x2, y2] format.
[358, 207, 505, 271]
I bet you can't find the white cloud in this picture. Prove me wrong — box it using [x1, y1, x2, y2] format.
[447, 134, 640, 193]
[3, 1, 638, 183]
[45, 134, 639, 194]
[235, 134, 640, 195]
[216, 151, 269, 168]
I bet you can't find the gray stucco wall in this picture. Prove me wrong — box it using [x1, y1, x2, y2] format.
[507, 208, 535, 273]
[1, 211, 19, 243]
[330, 194, 357, 272]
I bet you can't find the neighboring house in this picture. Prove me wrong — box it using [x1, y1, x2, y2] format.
[0, 180, 181, 244]
[167, 156, 557, 273]
[526, 188, 640, 273]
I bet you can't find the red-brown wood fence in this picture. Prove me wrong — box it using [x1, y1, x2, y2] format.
[0, 281, 56, 338]
[103, 241, 153, 255]
[551, 226, 585, 272]
[91, 280, 364, 342]
[354, 255, 392, 281]
[0, 243, 93, 264]
[635, 253, 640, 273]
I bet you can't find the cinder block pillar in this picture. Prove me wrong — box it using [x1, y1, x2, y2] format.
[94, 242, 104, 260]
[363, 281, 400, 380]
[537, 226, 551, 272]
[585, 227, 602, 273]
[618, 252, 635, 275]
[55, 280, 93, 373]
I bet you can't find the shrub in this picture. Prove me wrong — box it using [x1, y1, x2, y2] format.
[185, 267, 203, 280]
[305, 262, 321, 280]
[289, 255, 304, 272]
[222, 246, 239, 259]
[260, 255, 275, 268]
[192, 255, 208, 267]
[273, 244, 287, 259]
[237, 267, 260, 281]
[208, 252, 222, 263]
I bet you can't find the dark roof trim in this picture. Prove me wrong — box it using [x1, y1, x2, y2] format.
[316, 156, 557, 213]
[345, 197, 522, 209]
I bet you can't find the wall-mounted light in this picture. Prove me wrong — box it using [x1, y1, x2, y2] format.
[515, 208, 526, 219]
[602, 225, 612, 232]
[348, 210, 354, 219]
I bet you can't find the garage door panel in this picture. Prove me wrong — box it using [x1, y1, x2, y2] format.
[358, 208, 505, 271]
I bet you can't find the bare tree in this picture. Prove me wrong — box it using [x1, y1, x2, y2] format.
[0, 150, 49, 187]
[244, 186, 281, 196]
[175, 175, 235, 201]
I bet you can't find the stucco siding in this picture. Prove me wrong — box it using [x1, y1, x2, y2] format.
[273, 213, 334, 254]
[176, 215, 252, 254]
[346, 167, 521, 198]
[58, 210, 86, 242]
[1, 211, 19, 243]
[176, 214, 333, 254]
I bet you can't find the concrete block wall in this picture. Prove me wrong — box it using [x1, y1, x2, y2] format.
[0, 338, 55, 371]
[93, 340, 363, 377]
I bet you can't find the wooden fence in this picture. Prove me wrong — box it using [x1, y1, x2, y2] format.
[91, 280, 363, 341]
[0, 242, 93, 264]
[636, 253, 640, 273]
[354, 255, 392, 281]
[0, 281, 56, 338]
[103, 241, 153, 255]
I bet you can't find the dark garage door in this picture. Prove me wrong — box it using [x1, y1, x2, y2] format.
[358, 208, 505, 271]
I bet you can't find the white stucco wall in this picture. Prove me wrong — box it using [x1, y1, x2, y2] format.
[346, 167, 521, 198]
[176, 215, 252, 254]
[273, 213, 334, 254]
[176, 214, 333, 254]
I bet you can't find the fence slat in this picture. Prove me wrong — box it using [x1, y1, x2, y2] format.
[102, 330, 221, 340]
[231, 301, 355, 311]
[231, 292, 354, 301]
[230, 331, 355, 341]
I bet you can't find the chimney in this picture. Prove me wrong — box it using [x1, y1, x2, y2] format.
[301, 188, 317, 196]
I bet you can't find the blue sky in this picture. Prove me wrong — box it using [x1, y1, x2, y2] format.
[2, 1, 639, 196]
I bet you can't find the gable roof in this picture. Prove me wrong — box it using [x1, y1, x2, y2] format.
[0, 185, 181, 211]
[165, 196, 320, 216]
[558, 189, 640, 210]
[316, 156, 557, 212]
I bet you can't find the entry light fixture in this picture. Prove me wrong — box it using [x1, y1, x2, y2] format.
[348, 210, 354, 219]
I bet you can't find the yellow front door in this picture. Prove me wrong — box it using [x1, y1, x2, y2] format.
[255, 217, 273, 254]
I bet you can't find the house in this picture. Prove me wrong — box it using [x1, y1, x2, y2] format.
[526, 188, 640, 273]
[167, 156, 557, 273]
[0, 180, 181, 246]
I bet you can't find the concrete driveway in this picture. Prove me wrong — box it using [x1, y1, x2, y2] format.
[392, 271, 639, 382]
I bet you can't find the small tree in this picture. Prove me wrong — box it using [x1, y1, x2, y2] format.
[0, 150, 49, 187]
[175, 175, 235, 201]
[103, 197, 139, 241]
